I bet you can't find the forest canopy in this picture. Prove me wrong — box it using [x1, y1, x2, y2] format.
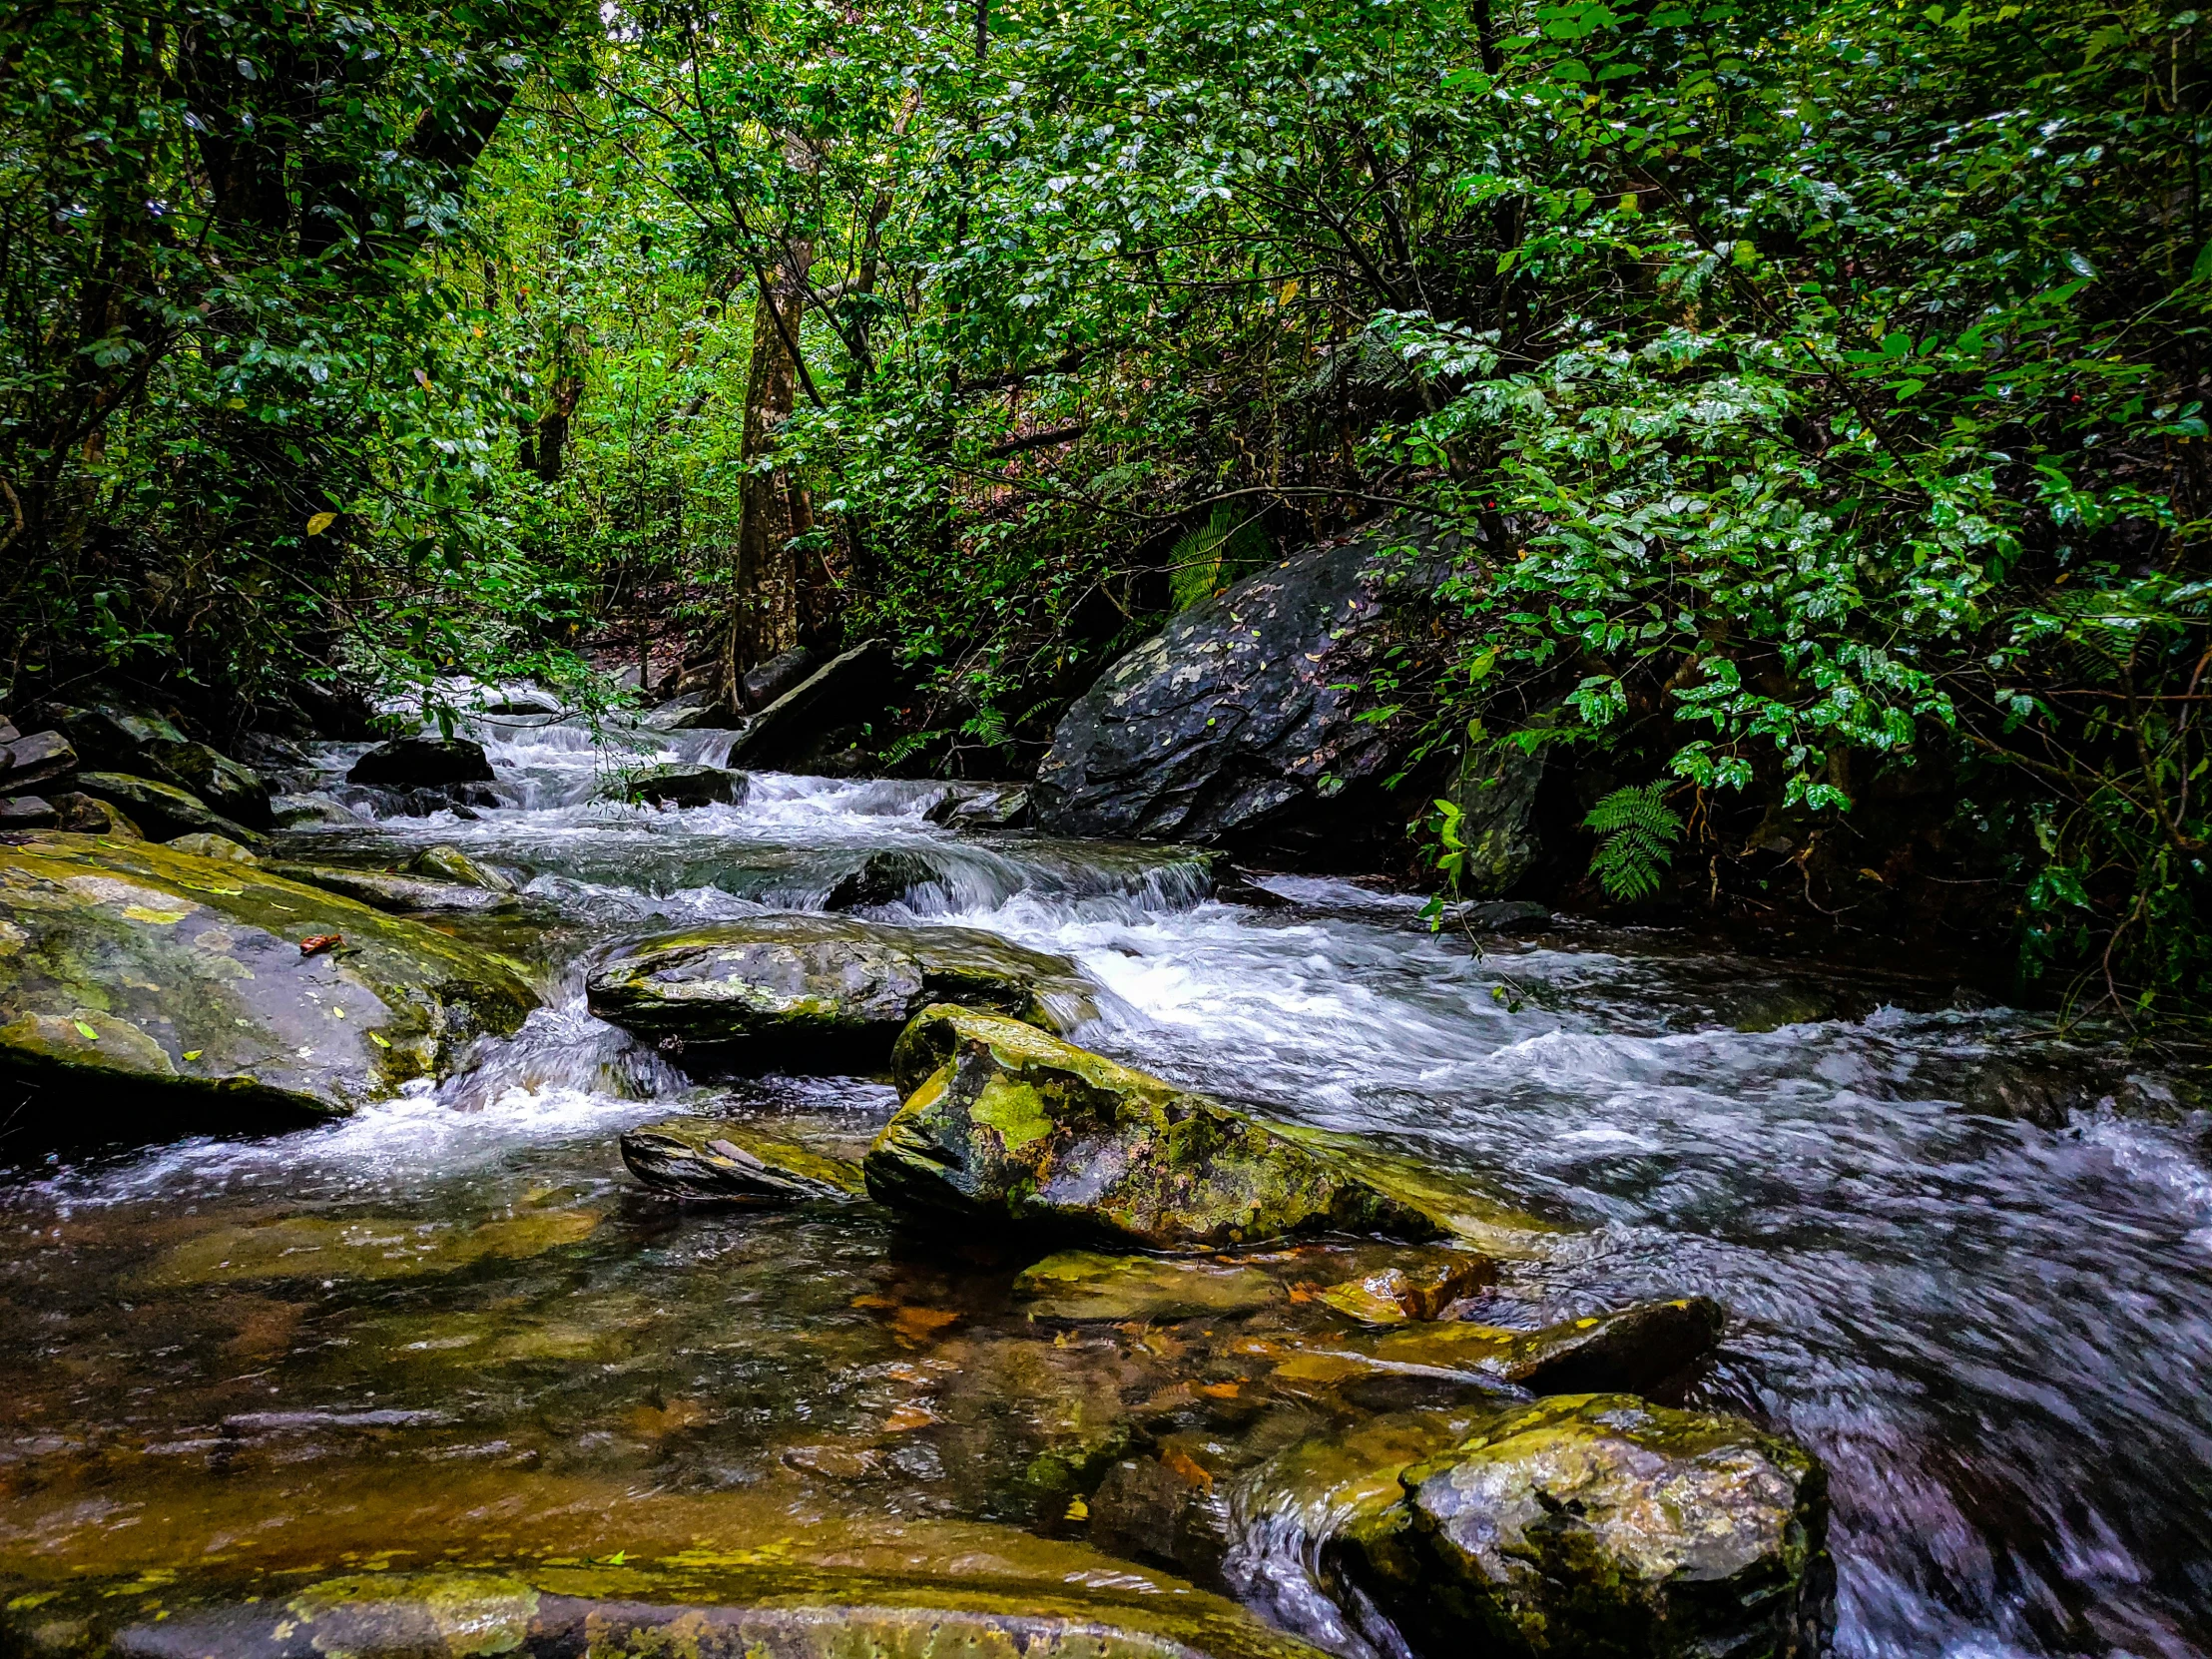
[3, 0, 2208, 1018]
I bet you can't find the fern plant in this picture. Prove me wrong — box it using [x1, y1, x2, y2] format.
[1166, 506, 1269, 612]
[1583, 784, 1684, 902]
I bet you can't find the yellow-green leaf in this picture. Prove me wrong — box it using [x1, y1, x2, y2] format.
[368, 1031, 391, 1048]
[73, 1020, 99, 1041]
[182, 1050, 203, 1061]
[306, 511, 337, 536]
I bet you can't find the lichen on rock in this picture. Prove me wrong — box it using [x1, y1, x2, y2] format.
[866, 1006, 1446, 1251]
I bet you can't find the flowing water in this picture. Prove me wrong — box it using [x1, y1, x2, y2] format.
[5, 715, 2212, 1657]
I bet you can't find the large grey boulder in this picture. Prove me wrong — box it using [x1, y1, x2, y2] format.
[1032, 524, 1439, 847]
[725, 640, 894, 772]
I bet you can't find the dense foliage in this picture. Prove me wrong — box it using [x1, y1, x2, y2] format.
[3, 0, 2207, 1017]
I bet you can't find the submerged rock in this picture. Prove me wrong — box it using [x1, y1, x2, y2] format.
[1013, 1250, 1287, 1321]
[1275, 1299, 1726, 1402]
[620, 1116, 867, 1203]
[868, 1007, 1444, 1251]
[72, 771, 267, 846]
[0, 834, 537, 1127]
[1338, 1394, 1832, 1659]
[264, 860, 523, 915]
[1314, 1253, 1495, 1324]
[5, 1545, 1330, 1659]
[1032, 524, 1439, 849]
[601, 762, 749, 809]
[133, 1207, 601, 1288]
[347, 736, 495, 789]
[587, 915, 1092, 1064]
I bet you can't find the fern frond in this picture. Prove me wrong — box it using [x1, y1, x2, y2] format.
[1583, 783, 1683, 901]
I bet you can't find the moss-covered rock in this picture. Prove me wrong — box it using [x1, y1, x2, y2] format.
[620, 1116, 868, 1203]
[166, 831, 259, 863]
[131, 1206, 602, 1288]
[867, 1007, 1444, 1251]
[1338, 1394, 1832, 1659]
[408, 842, 518, 891]
[73, 771, 265, 845]
[1013, 1250, 1287, 1321]
[0, 833, 537, 1126]
[586, 916, 1093, 1065]
[48, 793, 140, 836]
[264, 860, 523, 915]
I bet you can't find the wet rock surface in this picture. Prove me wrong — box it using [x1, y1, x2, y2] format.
[264, 860, 525, 915]
[725, 640, 894, 772]
[73, 771, 266, 845]
[0, 834, 536, 1127]
[1032, 525, 1436, 848]
[347, 736, 496, 789]
[1335, 1394, 1833, 1659]
[587, 916, 1094, 1063]
[621, 1115, 868, 1203]
[601, 762, 750, 809]
[868, 1007, 1446, 1250]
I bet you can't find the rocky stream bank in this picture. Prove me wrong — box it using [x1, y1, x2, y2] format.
[3, 630, 2211, 1659]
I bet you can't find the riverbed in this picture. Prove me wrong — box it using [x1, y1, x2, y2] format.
[4, 715, 2208, 1658]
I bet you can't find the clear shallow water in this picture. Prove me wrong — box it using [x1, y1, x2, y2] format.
[5, 718, 2212, 1656]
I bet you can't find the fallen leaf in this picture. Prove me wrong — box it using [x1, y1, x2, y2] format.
[888, 1306, 961, 1344]
[182, 1049, 203, 1061]
[883, 1402, 936, 1431]
[1063, 1496, 1089, 1521]
[367, 1031, 391, 1048]
[72, 1020, 99, 1041]
[299, 934, 342, 957]
[1197, 1381, 1242, 1398]
[1161, 1447, 1215, 1490]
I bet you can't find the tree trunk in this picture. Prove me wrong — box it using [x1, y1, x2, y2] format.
[723, 244, 815, 691]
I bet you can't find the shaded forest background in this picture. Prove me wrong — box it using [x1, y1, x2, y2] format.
[4, 0, 2210, 1021]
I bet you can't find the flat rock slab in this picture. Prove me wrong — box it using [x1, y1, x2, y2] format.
[868, 1006, 1445, 1251]
[1013, 1250, 1288, 1321]
[587, 914, 1094, 1064]
[620, 1116, 868, 1202]
[0, 834, 536, 1127]
[264, 860, 523, 915]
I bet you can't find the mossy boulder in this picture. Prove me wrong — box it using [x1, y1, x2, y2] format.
[1337, 1394, 1833, 1659]
[0, 833, 537, 1127]
[867, 1006, 1444, 1251]
[620, 1116, 868, 1202]
[586, 915, 1094, 1065]
[73, 770, 265, 846]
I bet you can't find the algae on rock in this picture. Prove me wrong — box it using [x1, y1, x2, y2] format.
[867, 1006, 1445, 1251]
[0, 833, 537, 1127]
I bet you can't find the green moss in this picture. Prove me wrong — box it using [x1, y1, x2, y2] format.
[867, 1007, 1444, 1251]
[0, 834, 537, 1124]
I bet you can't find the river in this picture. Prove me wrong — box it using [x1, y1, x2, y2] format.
[4, 713, 2209, 1658]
